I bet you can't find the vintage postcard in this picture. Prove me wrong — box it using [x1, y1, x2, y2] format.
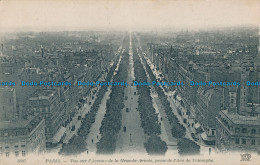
[0, 0, 260, 165]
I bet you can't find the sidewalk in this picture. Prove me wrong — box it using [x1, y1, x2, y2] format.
[138, 51, 178, 148]
[135, 38, 214, 155]
[63, 86, 100, 144]
[85, 53, 122, 153]
[62, 74, 106, 144]
[144, 53, 215, 154]
[85, 86, 112, 153]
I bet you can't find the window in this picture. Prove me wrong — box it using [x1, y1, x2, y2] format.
[21, 145, 26, 148]
[242, 128, 247, 133]
[5, 146, 9, 149]
[5, 152, 9, 157]
[242, 139, 246, 144]
[212, 130, 215, 136]
[235, 128, 240, 133]
[251, 129, 256, 134]
[235, 138, 240, 144]
[22, 151, 26, 157]
[15, 145, 18, 148]
[15, 151, 19, 157]
[251, 140, 256, 145]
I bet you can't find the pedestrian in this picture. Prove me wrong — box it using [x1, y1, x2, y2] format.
[92, 139, 93, 143]
[97, 135, 99, 139]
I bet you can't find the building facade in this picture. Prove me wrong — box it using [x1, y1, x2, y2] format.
[0, 87, 17, 121]
[28, 89, 65, 145]
[216, 110, 260, 153]
[0, 116, 46, 157]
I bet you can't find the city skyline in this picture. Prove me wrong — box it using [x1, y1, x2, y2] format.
[0, 0, 260, 32]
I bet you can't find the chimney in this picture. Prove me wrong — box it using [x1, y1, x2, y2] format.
[41, 45, 44, 57]
[1, 43, 3, 56]
[228, 88, 237, 114]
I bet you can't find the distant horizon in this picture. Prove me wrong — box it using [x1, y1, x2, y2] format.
[0, 0, 259, 33]
[0, 24, 259, 34]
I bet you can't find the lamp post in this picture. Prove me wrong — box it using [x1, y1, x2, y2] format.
[130, 133, 133, 146]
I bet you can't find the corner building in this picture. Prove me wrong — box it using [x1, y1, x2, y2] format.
[0, 115, 46, 157]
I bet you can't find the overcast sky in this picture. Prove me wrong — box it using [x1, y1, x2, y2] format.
[0, 0, 259, 32]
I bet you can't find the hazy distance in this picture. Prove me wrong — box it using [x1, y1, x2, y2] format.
[0, 0, 259, 32]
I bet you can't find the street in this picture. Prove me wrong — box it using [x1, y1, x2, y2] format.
[115, 34, 146, 153]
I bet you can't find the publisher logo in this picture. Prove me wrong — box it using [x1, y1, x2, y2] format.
[240, 153, 251, 161]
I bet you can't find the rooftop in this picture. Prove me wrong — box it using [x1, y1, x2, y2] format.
[221, 110, 260, 126]
[0, 116, 35, 130]
[29, 89, 57, 101]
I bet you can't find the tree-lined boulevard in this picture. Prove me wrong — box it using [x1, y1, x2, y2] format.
[57, 32, 200, 156]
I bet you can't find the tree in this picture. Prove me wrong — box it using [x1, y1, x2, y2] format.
[96, 51, 129, 153]
[144, 135, 168, 155]
[171, 122, 186, 138]
[59, 135, 87, 156]
[96, 136, 116, 154]
[177, 138, 200, 155]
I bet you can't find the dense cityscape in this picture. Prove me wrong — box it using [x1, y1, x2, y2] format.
[0, 27, 260, 159]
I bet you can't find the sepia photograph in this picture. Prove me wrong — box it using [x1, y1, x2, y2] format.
[0, 0, 260, 164]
